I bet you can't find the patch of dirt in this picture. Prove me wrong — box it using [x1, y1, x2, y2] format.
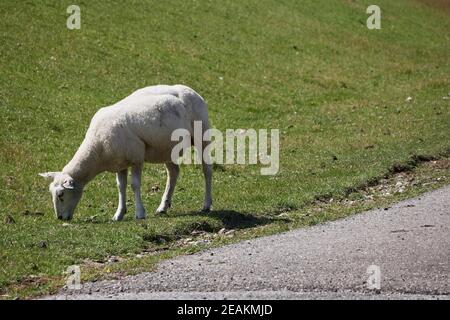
[82, 259, 105, 268]
[4, 215, 15, 224]
[4, 275, 54, 297]
[427, 159, 450, 170]
[4, 176, 14, 187]
[21, 210, 44, 216]
[175, 228, 237, 248]
[312, 155, 449, 211]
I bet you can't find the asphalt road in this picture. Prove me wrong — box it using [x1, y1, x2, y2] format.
[45, 186, 450, 300]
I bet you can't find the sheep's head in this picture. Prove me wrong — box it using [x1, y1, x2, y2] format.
[39, 172, 84, 220]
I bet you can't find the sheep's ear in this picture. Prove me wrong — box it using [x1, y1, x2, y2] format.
[39, 172, 59, 181]
[62, 178, 75, 190]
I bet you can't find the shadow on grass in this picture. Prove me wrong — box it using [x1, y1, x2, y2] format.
[141, 210, 282, 244]
[171, 210, 275, 230]
[73, 209, 286, 229]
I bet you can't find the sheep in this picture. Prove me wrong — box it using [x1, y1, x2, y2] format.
[39, 84, 212, 221]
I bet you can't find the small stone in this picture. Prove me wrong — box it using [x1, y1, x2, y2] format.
[108, 256, 119, 263]
[405, 96, 413, 102]
[190, 239, 211, 246]
[191, 230, 205, 236]
[224, 230, 235, 236]
[38, 241, 47, 249]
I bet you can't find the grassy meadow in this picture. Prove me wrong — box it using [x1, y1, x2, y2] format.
[0, 0, 449, 297]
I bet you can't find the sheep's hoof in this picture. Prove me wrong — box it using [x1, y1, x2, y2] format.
[156, 202, 170, 214]
[201, 207, 211, 213]
[112, 211, 126, 221]
[135, 211, 147, 220]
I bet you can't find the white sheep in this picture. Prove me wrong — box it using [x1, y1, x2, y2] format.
[39, 84, 213, 221]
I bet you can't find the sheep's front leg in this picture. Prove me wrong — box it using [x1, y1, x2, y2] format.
[156, 162, 179, 214]
[131, 164, 146, 219]
[112, 169, 128, 221]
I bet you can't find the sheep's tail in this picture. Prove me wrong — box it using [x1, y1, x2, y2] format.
[176, 86, 210, 131]
[178, 87, 211, 163]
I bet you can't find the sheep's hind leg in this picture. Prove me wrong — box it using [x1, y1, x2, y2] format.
[202, 162, 213, 212]
[131, 164, 147, 219]
[156, 162, 179, 214]
[112, 169, 128, 221]
[201, 141, 213, 212]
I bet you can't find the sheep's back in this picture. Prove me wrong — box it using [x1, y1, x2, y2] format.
[87, 94, 191, 166]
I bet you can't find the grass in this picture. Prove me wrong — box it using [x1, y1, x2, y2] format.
[0, 0, 449, 297]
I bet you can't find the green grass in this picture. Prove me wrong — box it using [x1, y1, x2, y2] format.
[0, 0, 449, 297]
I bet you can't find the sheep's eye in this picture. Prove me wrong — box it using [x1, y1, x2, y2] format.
[57, 193, 64, 202]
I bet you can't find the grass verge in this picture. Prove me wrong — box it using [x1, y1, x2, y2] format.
[2, 154, 449, 299]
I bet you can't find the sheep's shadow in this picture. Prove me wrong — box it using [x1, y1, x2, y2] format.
[74, 209, 283, 230]
[169, 209, 274, 231]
